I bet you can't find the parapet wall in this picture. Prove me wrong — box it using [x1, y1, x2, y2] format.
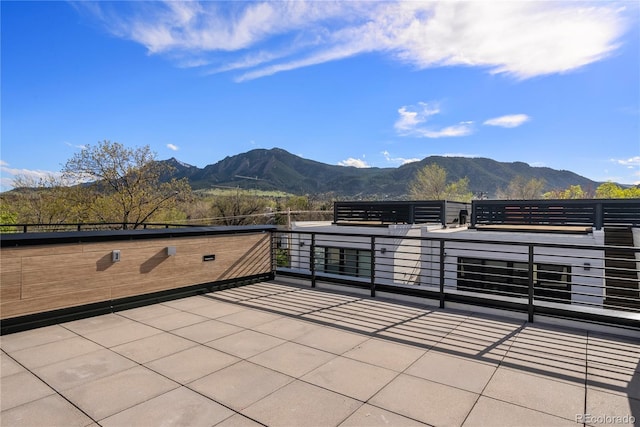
[0, 226, 274, 321]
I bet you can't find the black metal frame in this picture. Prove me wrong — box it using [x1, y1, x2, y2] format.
[0, 273, 273, 335]
[274, 228, 640, 331]
[471, 199, 640, 230]
[2, 220, 639, 334]
[0, 222, 203, 234]
[0, 225, 276, 247]
[333, 200, 471, 227]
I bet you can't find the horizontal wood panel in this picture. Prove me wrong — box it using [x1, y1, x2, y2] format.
[1, 287, 112, 319]
[1, 244, 83, 258]
[1, 283, 21, 302]
[1, 232, 272, 319]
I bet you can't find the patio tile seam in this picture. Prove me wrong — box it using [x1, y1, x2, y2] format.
[202, 286, 310, 305]
[489, 325, 590, 388]
[457, 315, 520, 427]
[0, 353, 100, 425]
[104, 384, 266, 427]
[582, 331, 590, 422]
[469, 395, 586, 424]
[341, 400, 432, 427]
[397, 351, 505, 400]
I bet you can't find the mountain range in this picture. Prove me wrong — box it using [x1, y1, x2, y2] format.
[163, 148, 600, 199]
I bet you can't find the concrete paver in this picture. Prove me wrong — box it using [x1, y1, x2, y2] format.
[462, 396, 576, 427]
[292, 325, 368, 354]
[483, 367, 585, 421]
[405, 351, 497, 393]
[170, 319, 244, 343]
[302, 356, 398, 401]
[145, 345, 239, 384]
[61, 366, 178, 420]
[343, 337, 426, 372]
[188, 360, 293, 410]
[8, 336, 102, 370]
[205, 329, 285, 359]
[369, 373, 479, 426]
[339, 404, 430, 426]
[0, 371, 55, 411]
[100, 387, 235, 427]
[248, 341, 336, 377]
[110, 332, 197, 364]
[242, 380, 361, 427]
[0, 394, 94, 427]
[1, 281, 638, 427]
[33, 348, 137, 391]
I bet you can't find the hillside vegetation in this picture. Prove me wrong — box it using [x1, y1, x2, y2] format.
[162, 148, 600, 199]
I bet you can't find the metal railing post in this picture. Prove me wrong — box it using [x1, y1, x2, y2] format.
[371, 235, 376, 297]
[528, 244, 535, 323]
[595, 202, 603, 230]
[439, 240, 445, 309]
[310, 233, 316, 288]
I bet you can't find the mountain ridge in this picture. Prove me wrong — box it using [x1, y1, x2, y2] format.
[162, 148, 601, 198]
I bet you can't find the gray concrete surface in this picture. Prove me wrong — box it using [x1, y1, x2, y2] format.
[1, 281, 638, 426]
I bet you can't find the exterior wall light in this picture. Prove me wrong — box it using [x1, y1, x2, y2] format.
[166, 246, 177, 256]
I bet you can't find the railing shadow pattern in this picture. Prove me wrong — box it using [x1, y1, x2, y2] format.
[205, 281, 640, 402]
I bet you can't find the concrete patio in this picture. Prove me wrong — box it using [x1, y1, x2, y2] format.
[1, 281, 638, 426]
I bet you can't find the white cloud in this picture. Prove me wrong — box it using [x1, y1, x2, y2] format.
[394, 102, 440, 133]
[0, 161, 65, 190]
[415, 123, 474, 138]
[167, 143, 179, 151]
[382, 150, 420, 166]
[1, 163, 61, 181]
[79, 1, 628, 81]
[338, 158, 370, 168]
[614, 156, 640, 166]
[483, 114, 531, 128]
[395, 102, 473, 138]
[65, 141, 87, 150]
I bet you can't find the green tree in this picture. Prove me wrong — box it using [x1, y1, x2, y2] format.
[210, 189, 270, 226]
[544, 185, 586, 199]
[9, 174, 81, 225]
[409, 164, 472, 201]
[445, 176, 473, 202]
[595, 182, 640, 198]
[497, 176, 546, 199]
[0, 199, 18, 232]
[62, 140, 191, 229]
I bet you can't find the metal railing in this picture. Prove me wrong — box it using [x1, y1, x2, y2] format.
[333, 200, 471, 227]
[1, 222, 638, 331]
[471, 199, 640, 229]
[0, 222, 201, 233]
[273, 228, 640, 330]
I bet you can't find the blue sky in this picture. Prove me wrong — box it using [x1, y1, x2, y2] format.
[2, 1, 639, 192]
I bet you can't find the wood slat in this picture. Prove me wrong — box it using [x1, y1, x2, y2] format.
[1, 232, 272, 320]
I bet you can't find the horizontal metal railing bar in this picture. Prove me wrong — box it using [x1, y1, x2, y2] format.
[286, 229, 640, 253]
[0, 222, 204, 233]
[275, 227, 640, 329]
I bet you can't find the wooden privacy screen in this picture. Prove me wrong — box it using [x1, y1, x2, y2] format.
[0, 232, 272, 319]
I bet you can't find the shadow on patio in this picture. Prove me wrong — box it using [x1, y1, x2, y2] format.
[1, 281, 638, 426]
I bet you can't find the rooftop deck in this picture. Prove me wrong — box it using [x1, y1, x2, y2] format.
[2, 281, 638, 426]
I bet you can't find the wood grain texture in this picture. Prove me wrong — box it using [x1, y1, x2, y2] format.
[0, 232, 272, 319]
